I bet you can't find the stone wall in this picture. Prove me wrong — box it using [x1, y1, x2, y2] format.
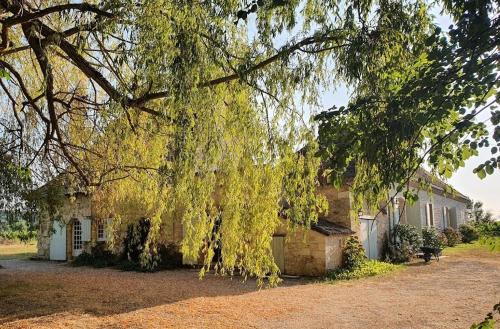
[36, 210, 50, 259]
[317, 185, 355, 229]
[281, 227, 327, 276]
[36, 193, 94, 260]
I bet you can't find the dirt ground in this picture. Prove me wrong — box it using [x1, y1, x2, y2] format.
[0, 246, 498, 329]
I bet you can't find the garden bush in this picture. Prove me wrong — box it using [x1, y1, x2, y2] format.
[443, 227, 461, 247]
[121, 218, 184, 271]
[75, 218, 183, 271]
[459, 224, 479, 243]
[326, 235, 402, 281]
[387, 224, 422, 262]
[472, 221, 500, 251]
[72, 251, 95, 267]
[73, 241, 118, 268]
[342, 236, 366, 270]
[422, 227, 446, 249]
[475, 221, 500, 238]
[157, 243, 183, 270]
[123, 218, 151, 263]
[327, 260, 402, 281]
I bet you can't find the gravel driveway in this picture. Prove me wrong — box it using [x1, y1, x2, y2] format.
[1, 249, 498, 328]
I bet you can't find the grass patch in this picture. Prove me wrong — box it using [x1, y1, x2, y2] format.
[443, 238, 500, 256]
[326, 260, 404, 281]
[0, 242, 37, 260]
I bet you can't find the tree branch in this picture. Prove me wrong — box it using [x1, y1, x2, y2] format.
[1, 2, 113, 26]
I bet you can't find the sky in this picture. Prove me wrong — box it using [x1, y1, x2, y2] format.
[314, 8, 500, 219]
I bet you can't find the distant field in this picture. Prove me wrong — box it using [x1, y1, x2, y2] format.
[0, 242, 37, 260]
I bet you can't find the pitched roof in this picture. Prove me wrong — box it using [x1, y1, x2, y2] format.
[311, 218, 354, 236]
[414, 168, 469, 203]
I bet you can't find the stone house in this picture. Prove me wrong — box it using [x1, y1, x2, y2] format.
[36, 181, 383, 276]
[36, 168, 468, 276]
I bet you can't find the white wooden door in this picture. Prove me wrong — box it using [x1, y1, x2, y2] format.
[72, 219, 83, 257]
[49, 221, 67, 260]
[360, 219, 378, 259]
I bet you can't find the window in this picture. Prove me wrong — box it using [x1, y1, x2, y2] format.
[426, 203, 434, 226]
[97, 220, 105, 241]
[73, 219, 82, 250]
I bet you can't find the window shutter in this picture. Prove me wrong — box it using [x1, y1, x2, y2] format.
[442, 207, 447, 228]
[425, 204, 430, 226]
[82, 217, 92, 242]
[426, 203, 434, 227]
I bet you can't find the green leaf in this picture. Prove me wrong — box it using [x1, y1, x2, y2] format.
[0, 68, 11, 80]
[485, 165, 494, 175]
[477, 169, 487, 179]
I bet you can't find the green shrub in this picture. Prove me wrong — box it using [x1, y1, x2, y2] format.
[422, 227, 446, 249]
[72, 251, 96, 267]
[475, 221, 500, 238]
[459, 224, 479, 243]
[123, 218, 151, 263]
[443, 227, 461, 247]
[72, 242, 118, 268]
[121, 218, 184, 271]
[387, 224, 422, 262]
[342, 236, 366, 270]
[327, 260, 402, 281]
[157, 243, 183, 269]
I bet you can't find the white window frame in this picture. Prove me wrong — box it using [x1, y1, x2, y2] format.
[97, 220, 106, 241]
[73, 219, 83, 251]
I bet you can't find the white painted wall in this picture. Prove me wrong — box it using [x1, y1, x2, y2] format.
[390, 188, 468, 231]
[414, 191, 468, 230]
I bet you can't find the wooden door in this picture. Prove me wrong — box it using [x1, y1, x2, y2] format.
[49, 220, 66, 261]
[360, 219, 378, 260]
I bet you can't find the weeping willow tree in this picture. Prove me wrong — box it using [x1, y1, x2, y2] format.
[0, 0, 498, 282]
[85, 85, 325, 283]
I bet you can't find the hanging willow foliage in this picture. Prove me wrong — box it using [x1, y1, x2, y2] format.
[86, 85, 326, 284]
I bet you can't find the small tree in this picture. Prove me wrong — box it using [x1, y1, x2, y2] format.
[342, 236, 367, 270]
[467, 200, 493, 223]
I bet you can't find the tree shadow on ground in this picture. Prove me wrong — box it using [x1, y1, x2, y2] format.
[0, 259, 312, 324]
